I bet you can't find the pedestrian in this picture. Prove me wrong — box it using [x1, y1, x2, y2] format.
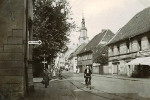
[84, 66, 92, 89]
[52, 68, 56, 78]
[76, 66, 78, 73]
[42, 69, 49, 88]
[58, 67, 63, 79]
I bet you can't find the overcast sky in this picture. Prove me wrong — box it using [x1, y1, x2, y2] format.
[67, 0, 150, 47]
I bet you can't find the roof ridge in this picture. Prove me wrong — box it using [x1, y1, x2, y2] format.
[107, 28, 121, 45]
[73, 44, 83, 53]
[107, 7, 150, 45]
[98, 29, 108, 45]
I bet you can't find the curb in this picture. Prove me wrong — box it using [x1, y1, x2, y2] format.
[93, 74, 140, 81]
[72, 72, 150, 82]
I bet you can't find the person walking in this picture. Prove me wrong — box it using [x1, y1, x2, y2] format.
[52, 68, 56, 78]
[42, 69, 49, 88]
[84, 66, 92, 89]
[58, 67, 63, 79]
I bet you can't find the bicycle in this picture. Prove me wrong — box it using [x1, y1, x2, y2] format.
[85, 76, 91, 90]
[59, 73, 63, 80]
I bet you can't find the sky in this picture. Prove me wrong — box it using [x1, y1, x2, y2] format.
[67, 0, 150, 47]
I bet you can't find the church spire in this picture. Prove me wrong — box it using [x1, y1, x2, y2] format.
[81, 13, 85, 27]
[78, 13, 89, 45]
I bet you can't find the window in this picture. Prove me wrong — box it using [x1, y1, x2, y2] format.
[110, 46, 113, 56]
[126, 42, 130, 53]
[138, 39, 141, 51]
[117, 44, 120, 54]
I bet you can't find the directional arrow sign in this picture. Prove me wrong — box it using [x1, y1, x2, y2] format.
[28, 40, 42, 45]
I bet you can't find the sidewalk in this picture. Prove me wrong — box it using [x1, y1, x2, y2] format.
[33, 76, 59, 83]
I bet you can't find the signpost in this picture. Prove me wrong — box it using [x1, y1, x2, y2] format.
[41, 54, 48, 71]
[28, 40, 42, 45]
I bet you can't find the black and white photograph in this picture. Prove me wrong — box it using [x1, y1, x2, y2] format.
[0, 0, 150, 100]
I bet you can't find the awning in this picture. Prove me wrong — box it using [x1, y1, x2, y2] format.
[126, 57, 150, 65]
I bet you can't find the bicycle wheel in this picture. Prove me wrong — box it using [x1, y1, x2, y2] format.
[88, 78, 91, 89]
[45, 83, 47, 88]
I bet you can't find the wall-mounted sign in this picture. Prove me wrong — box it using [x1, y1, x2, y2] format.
[28, 40, 42, 45]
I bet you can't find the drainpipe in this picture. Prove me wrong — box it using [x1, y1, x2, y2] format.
[25, 0, 29, 93]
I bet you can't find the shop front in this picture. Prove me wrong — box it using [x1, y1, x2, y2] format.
[126, 57, 150, 77]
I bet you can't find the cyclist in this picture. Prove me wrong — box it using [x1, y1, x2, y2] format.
[84, 66, 92, 89]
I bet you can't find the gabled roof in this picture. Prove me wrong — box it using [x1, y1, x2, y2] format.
[68, 43, 87, 59]
[108, 7, 150, 45]
[78, 29, 114, 55]
[73, 43, 87, 56]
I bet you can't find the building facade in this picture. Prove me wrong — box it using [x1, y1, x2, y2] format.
[107, 7, 150, 77]
[68, 43, 87, 72]
[68, 53, 77, 72]
[0, 0, 34, 99]
[77, 29, 114, 73]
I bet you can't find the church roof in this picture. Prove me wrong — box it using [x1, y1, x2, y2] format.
[78, 29, 114, 55]
[107, 7, 150, 45]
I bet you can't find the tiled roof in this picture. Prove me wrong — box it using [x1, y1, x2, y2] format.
[108, 7, 150, 45]
[78, 29, 114, 55]
[68, 52, 73, 59]
[68, 43, 87, 59]
[73, 43, 87, 56]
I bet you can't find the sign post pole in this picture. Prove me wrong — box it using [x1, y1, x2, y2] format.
[42, 54, 48, 71]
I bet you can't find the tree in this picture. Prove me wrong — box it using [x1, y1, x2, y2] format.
[93, 45, 108, 65]
[33, 0, 75, 65]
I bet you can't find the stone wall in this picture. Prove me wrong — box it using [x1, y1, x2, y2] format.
[0, 0, 34, 99]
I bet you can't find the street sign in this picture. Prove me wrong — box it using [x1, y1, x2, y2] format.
[28, 40, 42, 45]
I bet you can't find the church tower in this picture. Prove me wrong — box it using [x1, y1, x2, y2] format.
[78, 15, 89, 45]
